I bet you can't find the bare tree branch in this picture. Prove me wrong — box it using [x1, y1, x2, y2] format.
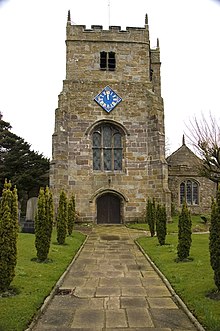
[185, 112, 220, 183]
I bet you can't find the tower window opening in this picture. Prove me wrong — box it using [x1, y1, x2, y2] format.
[108, 52, 116, 71]
[100, 51, 116, 71]
[100, 51, 107, 70]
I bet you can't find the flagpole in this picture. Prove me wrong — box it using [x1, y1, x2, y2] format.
[108, 0, 111, 26]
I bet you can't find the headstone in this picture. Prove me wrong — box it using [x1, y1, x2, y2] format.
[22, 197, 38, 233]
[25, 197, 38, 221]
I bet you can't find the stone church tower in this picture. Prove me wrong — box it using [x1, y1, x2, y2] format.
[50, 11, 171, 223]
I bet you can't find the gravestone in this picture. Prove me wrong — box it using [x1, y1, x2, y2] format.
[22, 197, 38, 233]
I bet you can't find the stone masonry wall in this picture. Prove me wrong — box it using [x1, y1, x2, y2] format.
[50, 15, 170, 223]
[167, 144, 216, 215]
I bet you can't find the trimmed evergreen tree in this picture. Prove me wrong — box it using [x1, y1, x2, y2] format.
[11, 186, 19, 234]
[35, 188, 47, 261]
[57, 190, 68, 245]
[35, 187, 54, 262]
[45, 186, 54, 243]
[156, 203, 167, 245]
[0, 180, 19, 291]
[177, 200, 192, 261]
[209, 188, 220, 291]
[146, 198, 156, 237]
[67, 195, 75, 236]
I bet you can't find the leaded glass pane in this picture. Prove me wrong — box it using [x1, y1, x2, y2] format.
[103, 126, 112, 147]
[114, 149, 122, 170]
[104, 149, 112, 170]
[192, 181, 198, 204]
[186, 180, 192, 205]
[93, 132, 101, 147]
[93, 124, 123, 172]
[114, 133, 121, 148]
[93, 148, 101, 170]
[180, 182, 185, 204]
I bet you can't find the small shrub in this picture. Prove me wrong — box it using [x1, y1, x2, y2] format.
[171, 202, 179, 216]
[45, 186, 54, 241]
[57, 190, 68, 244]
[35, 187, 54, 262]
[67, 195, 75, 236]
[0, 180, 19, 291]
[209, 188, 220, 291]
[177, 201, 192, 261]
[146, 198, 155, 237]
[156, 203, 167, 245]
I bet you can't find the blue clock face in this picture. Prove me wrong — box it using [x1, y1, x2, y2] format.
[94, 86, 122, 113]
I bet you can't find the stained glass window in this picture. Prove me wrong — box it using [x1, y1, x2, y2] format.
[92, 124, 123, 171]
[180, 180, 199, 205]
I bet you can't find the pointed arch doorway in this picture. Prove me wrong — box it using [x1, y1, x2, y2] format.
[97, 193, 121, 224]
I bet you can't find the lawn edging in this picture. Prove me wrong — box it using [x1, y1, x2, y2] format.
[135, 239, 206, 331]
[25, 234, 89, 331]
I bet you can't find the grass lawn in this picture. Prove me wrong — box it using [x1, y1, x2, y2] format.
[137, 233, 220, 331]
[0, 229, 86, 331]
[127, 215, 210, 234]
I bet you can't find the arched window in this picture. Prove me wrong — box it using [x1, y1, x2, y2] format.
[92, 124, 123, 171]
[180, 180, 199, 205]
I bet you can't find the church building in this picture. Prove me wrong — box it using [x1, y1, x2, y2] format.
[50, 12, 171, 223]
[167, 136, 216, 216]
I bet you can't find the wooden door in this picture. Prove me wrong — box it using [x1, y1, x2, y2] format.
[97, 193, 120, 224]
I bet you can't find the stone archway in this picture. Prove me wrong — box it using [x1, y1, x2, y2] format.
[97, 193, 121, 224]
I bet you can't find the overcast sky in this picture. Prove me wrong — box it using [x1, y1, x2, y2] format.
[0, 0, 220, 158]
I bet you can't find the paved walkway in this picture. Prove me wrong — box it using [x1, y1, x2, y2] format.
[31, 225, 200, 331]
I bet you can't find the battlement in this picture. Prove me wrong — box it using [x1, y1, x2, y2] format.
[66, 11, 149, 43]
[71, 24, 146, 32]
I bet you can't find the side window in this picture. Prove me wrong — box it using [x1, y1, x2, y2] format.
[180, 180, 199, 205]
[100, 52, 116, 71]
[92, 124, 122, 171]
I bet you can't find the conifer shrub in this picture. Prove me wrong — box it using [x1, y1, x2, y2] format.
[45, 186, 54, 243]
[35, 186, 54, 262]
[67, 195, 75, 236]
[57, 190, 68, 245]
[0, 180, 19, 292]
[146, 197, 156, 237]
[156, 203, 167, 245]
[209, 188, 220, 291]
[35, 188, 46, 261]
[177, 200, 192, 261]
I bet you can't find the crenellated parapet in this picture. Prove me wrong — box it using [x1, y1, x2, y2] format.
[66, 11, 149, 43]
